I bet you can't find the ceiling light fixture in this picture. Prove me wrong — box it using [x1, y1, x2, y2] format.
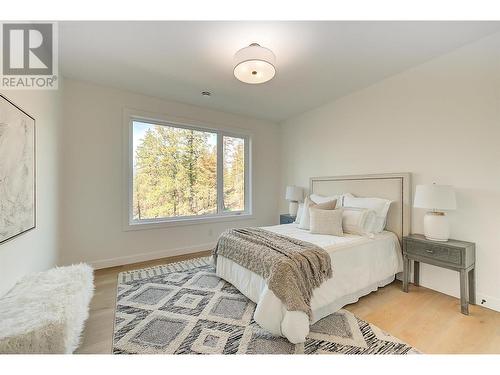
[201, 91, 211, 97]
[233, 43, 276, 84]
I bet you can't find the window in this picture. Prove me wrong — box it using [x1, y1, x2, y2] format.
[223, 136, 245, 212]
[129, 117, 250, 227]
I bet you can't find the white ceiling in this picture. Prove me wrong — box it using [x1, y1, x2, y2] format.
[59, 21, 500, 122]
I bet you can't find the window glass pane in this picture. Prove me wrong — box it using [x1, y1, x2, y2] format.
[223, 136, 245, 212]
[132, 121, 217, 220]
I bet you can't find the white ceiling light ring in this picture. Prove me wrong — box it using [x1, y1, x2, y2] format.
[233, 43, 276, 84]
[232, 58, 277, 81]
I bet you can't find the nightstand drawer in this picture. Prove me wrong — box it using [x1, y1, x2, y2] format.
[406, 241, 462, 265]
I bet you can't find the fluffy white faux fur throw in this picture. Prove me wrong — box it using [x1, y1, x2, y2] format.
[0, 263, 94, 353]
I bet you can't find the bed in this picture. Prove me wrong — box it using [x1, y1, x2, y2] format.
[215, 173, 411, 343]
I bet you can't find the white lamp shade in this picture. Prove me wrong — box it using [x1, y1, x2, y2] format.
[414, 184, 457, 210]
[285, 185, 303, 202]
[234, 43, 276, 84]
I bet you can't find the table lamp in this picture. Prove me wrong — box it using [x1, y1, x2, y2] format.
[285, 185, 303, 217]
[414, 184, 456, 241]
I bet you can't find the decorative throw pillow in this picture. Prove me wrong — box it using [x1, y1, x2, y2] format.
[309, 208, 344, 236]
[342, 207, 378, 235]
[343, 195, 392, 233]
[310, 194, 344, 208]
[298, 196, 337, 230]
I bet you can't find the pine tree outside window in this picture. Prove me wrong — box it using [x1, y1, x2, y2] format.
[126, 116, 251, 228]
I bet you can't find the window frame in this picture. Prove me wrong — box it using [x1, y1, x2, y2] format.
[123, 109, 253, 231]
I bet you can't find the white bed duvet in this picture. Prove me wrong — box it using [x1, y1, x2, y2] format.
[215, 224, 403, 343]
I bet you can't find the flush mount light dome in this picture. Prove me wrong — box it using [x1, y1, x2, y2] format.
[233, 43, 276, 84]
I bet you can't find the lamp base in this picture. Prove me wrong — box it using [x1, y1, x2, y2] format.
[288, 201, 298, 217]
[423, 211, 450, 242]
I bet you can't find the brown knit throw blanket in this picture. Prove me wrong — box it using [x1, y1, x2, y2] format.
[213, 227, 332, 319]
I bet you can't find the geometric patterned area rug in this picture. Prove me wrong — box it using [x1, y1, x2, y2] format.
[113, 257, 419, 354]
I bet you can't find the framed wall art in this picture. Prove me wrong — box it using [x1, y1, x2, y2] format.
[0, 94, 36, 244]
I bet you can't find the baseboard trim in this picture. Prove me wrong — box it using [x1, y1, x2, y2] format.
[476, 293, 500, 313]
[89, 242, 216, 270]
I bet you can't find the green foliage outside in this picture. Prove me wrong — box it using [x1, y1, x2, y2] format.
[133, 123, 244, 220]
[223, 136, 245, 212]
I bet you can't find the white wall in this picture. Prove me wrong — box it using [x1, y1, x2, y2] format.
[60, 79, 280, 268]
[0, 87, 62, 297]
[280, 32, 500, 311]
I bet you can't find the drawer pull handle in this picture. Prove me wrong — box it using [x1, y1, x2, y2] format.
[426, 249, 434, 254]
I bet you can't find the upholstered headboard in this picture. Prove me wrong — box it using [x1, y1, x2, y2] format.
[309, 173, 411, 243]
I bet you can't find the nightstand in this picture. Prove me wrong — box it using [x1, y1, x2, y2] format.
[402, 234, 476, 315]
[280, 214, 296, 224]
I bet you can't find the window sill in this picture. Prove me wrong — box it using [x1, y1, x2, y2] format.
[124, 213, 255, 231]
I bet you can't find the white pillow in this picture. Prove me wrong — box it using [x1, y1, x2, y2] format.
[342, 195, 392, 233]
[342, 207, 377, 235]
[310, 208, 344, 236]
[298, 197, 337, 230]
[294, 203, 304, 224]
[340, 192, 354, 207]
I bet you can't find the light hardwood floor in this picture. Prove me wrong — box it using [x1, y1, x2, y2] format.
[76, 252, 500, 354]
